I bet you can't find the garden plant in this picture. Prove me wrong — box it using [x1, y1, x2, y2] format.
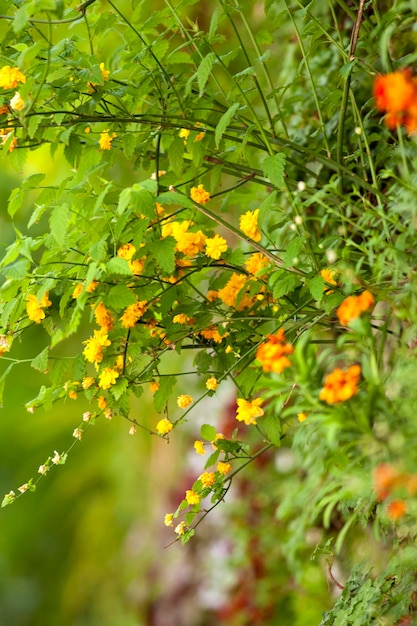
[1, 0, 417, 623]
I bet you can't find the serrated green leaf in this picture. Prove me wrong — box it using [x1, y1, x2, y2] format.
[50, 205, 69, 248]
[167, 137, 184, 177]
[31, 346, 49, 372]
[201, 423, 217, 441]
[103, 284, 136, 309]
[262, 153, 286, 189]
[307, 275, 325, 302]
[110, 377, 128, 401]
[215, 103, 240, 148]
[270, 272, 300, 299]
[7, 188, 22, 218]
[151, 237, 176, 275]
[2, 259, 30, 280]
[262, 413, 281, 447]
[153, 376, 177, 412]
[283, 237, 303, 267]
[106, 256, 132, 276]
[117, 187, 131, 215]
[197, 52, 215, 95]
[156, 191, 194, 209]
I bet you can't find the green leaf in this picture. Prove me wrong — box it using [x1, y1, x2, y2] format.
[283, 237, 303, 267]
[49, 205, 69, 248]
[151, 237, 176, 275]
[106, 257, 132, 276]
[262, 153, 286, 189]
[2, 259, 30, 280]
[201, 423, 217, 441]
[7, 188, 22, 218]
[104, 284, 136, 309]
[117, 187, 131, 215]
[153, 376, 177, 412]
[215, 103, 240, 148]
[197, 52, 215, 95]
[306, 275, 325, 302]
[0, 364, 13, 408]
[262, 413, 281, 447]
[110, 377, 128, 401]
[31, 346, 49, 372]
[156, 191, 194, 209]
[270, 272, 300, 299]
[167, 137, 185, 177]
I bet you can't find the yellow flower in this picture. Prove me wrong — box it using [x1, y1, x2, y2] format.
[206, 377, 219, 391]
[68, 389, 78, 400]
[239, 209, 261, 241]
[98, 367, 119, 389]
[177, 394, 193, 409]
[97, 395, 108, 410]
[26, 292, 52, 324]
[99, 130, 117, 150]
[72, 283, 83, 299]
[200, 326, 225, 343]
[297, 412, 308, 422]
[117, 243, 136, 261]
[211, 432, 225, 450]
[175, 521, 187, 535]
[82, 328, 111, 364]
[185, 489, 200, 505]
[217, 461, 232, 475]
[179, 128, 190, 144]
[0, 66, 26, 89]
[194, 440, 206, 455]
[149, 380, 159, 392]
[218, 273, 248, 308]
[10, 91, 25, 111]
[195, 131, 205, 142]
[128, 258, 145, 275]
[156, 418, 173, 435]
[93, 302, 114, 331]
[245, 252, 270, 276]
[164, 513, 174, 527]
[320, 268, 337, 294]
[199, 472, 215, 487]
[120, 300, 148, 328]
[175, 230, 206, 257]
[86, 280, 98, 293]
[236, 397, 264, 426]
[173, 313, 192, 324]
[99, 62, 110, 80]
[190, 184, 210, 205]
[205, 234, 228, 260]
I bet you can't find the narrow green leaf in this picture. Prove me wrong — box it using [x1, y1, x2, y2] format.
[167, 137, 185, 177]
[7, 188, 22, 218]
[215, 103, 240, 148]
[197, 52, 215, 95]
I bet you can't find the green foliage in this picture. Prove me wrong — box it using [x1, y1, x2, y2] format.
[1, 0, 417, 623]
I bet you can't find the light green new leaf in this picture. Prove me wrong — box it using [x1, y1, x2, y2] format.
[151, 237, 176, 275]
[31, 346, 49, 372]
[153, 376, 177, 413]
[49, 205, 70, 248]
[201, 423, 217, 441]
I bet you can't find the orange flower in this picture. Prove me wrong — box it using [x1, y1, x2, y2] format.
[319, 364, 361, 404]
[256, 329, 294, 374]
[387, 499, 407, 521]
[190, 184, 210, 204]
[373, 464, 403, 501]
[336, 290, 374, 326]
[374, 69, 417, 133]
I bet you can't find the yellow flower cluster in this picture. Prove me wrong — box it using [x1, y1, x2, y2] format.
[236, 397, 264, 426]
[239, 209, 261, 241]
[0, 66, 26, 89]
[26, 292, 52, 324]
[120, 300, 148, 328]
[82, 328, 111, 364]
[177, 394, 193, 408]
[205, 234, 228, 260]
[99, 130, 117, 150]
[256, 329, 294, 374]
[190, 184, 211, 205]
[156, 418, 173, 435]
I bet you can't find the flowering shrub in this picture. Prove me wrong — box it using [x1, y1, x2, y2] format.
[1, 0, 417, 622]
